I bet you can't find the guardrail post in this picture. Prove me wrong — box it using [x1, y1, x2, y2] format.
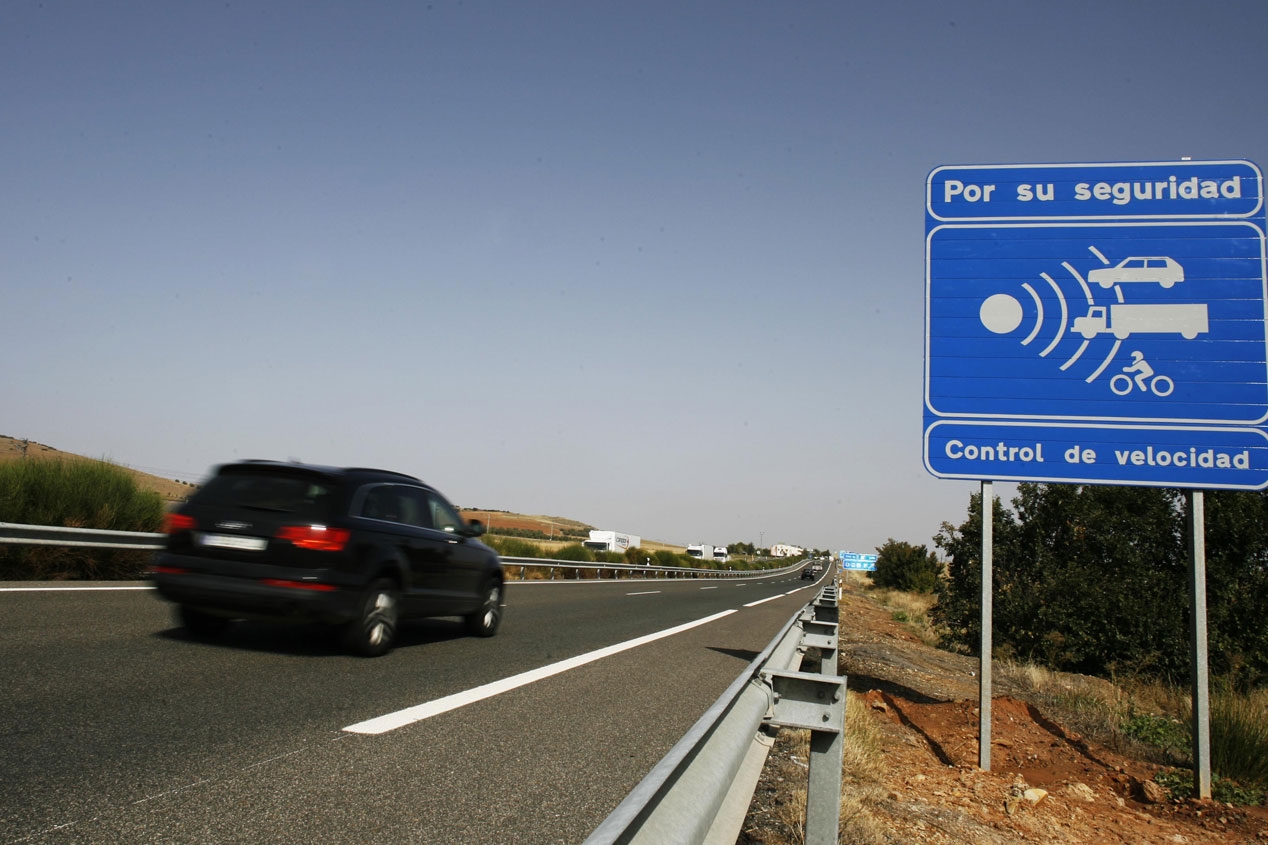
[758, 586, 846, 844]
[762, 670, 845, 845]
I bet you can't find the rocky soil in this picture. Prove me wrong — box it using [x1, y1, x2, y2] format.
[740, 579, 1268, 844]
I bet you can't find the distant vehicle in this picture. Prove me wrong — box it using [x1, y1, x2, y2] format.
[582, 530, 640, 554]
[1088, 256, 1184, 289]
[712, 547, 729, 564]
[686, 544, 715, 561]
[801, 563, 821, 580]
[1072, 303, 1208, 340]
[149, 461, 504, 656]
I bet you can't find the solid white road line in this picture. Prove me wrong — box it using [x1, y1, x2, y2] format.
[342, 609, 738, 735]
[743, 594, 783, 608]
[0, 586, 153, 592]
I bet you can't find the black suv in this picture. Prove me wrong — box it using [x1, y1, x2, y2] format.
[150, 461, 504, 656]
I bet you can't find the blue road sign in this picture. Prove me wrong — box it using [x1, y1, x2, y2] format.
[839, 551, 878, 571]
[924, 160, 1268, 489]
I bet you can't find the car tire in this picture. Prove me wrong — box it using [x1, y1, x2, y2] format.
[343, 578, 399, 657]
[179, 605, 229, 638]
[465, 580, 503, 638]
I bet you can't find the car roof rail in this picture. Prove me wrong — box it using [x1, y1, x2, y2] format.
[343, 467, 424, 482]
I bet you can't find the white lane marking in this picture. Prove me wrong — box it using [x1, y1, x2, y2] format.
[626, 590, 662, 596]
[343, 609, 737, 735]
[699, 586, 718, 591]
[743, 594, 783, 608]
[132, 778, 212, 805]
[0, 586, 153, 592]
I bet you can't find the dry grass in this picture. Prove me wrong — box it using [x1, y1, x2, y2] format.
[861, 585, 942, 647]
[996, 660, 1136, 750]
[838, 691, 889, 844]
[749, 692, 889, 845]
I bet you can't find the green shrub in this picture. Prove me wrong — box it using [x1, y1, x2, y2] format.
[552, 543, 594, 562]
[624, 546, 652, 567]
[874, 539, 939, 593]
[1121, 711, 1188, 759]
[484, 537, 545, 558]
[0, 459, 164, 580]
[654, 549, 683, 568]
[1155, 769, 1265, 806]
[1212, 687, 1268, 789]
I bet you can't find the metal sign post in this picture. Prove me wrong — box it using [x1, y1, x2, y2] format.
[1188, 491, 1212, 798]
[924, 160, 1266, 788]
[979, 480, 993, 771]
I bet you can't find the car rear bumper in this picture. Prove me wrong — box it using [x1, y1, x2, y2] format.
[150, 553, 360, 623]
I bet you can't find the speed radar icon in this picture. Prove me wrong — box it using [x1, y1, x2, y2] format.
[973, 244, 1203, 400]
[979, 294, 1024, 334]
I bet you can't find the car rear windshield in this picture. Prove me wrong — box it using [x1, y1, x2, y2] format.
[193, 470, 336, 521]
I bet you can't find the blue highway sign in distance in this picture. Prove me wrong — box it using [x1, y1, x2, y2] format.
[924, 160, 1268, 490]
[839, 552, 878, 571]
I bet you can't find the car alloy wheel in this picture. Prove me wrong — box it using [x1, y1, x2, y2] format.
[466, 582, 503, 637]
[346, 578, 398, 657]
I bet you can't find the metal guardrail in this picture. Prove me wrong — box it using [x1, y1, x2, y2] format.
[0, 522, 805, 581]
[585, 582, 845, 845]
[0, 522, 167, 549]
[501, 557, 804, 581]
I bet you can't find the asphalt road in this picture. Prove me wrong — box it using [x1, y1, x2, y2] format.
[1, 568, 828, 844]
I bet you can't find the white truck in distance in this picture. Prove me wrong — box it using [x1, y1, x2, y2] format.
[1072, 303, 1208, 340]
[583, 531, 640, 553]
[687, 544, 715, 561]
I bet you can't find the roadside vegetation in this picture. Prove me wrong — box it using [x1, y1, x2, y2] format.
[863, 482, 1268, 807]
[0, 458, 164, 580]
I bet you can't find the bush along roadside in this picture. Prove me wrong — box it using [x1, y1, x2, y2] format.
[0, 459, 164, 580]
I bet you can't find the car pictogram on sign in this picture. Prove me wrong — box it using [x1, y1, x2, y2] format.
[1088, 256, 1185, 288]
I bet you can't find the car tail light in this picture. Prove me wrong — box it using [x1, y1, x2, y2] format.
[276, 524, 350, 552]
[149, 564, 189, 575]
[259, 578, 337, 592]
[163, 513, 197, 533]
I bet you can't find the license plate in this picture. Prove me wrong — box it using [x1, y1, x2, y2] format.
[198, 533, 268, 552]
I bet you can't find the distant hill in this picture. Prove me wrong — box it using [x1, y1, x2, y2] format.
[0, 435, 198, 503]
[0, 436, 682, 549]
[457, 510, 682, 552]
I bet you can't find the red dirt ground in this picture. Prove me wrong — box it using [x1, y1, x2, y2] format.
[741, 579, 1268, 844]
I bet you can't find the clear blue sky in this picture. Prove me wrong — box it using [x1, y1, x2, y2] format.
[4, 1, 1266, 552]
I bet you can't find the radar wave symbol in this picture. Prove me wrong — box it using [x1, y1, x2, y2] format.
[977, 248, 1118, 384]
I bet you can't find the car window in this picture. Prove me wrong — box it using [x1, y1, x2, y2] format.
[195, 472, 333, 520]
[396, 487, 432, 529]
[358, 485, 395, 522]
[426, 491, 463, 533]
[357, 484, 432, 528]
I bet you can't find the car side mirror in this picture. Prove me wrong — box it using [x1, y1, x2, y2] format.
[459, 519, 486, 538]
